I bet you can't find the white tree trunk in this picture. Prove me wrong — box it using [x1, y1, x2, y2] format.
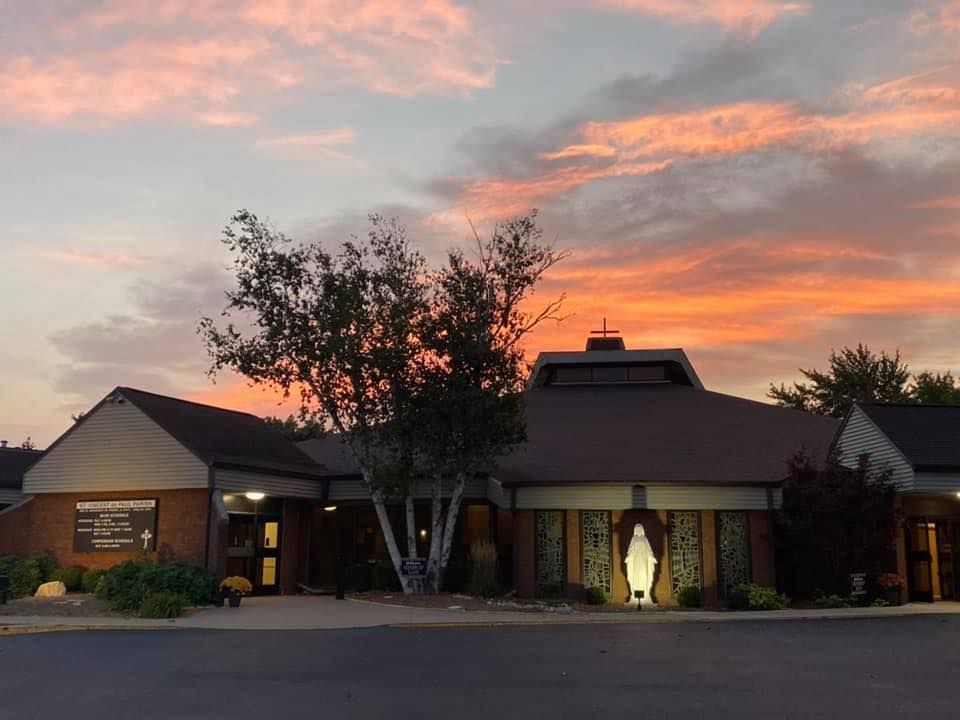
[425, 474, 445, 592]
[365, 472, 414, 594]
[405, 495, 417, 557]
[438, 472, 467, 579]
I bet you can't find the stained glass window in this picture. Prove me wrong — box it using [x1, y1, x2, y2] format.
[581, 511, 612, 594]
[535, 510, 565, 595]
[668, 511, 702, 596]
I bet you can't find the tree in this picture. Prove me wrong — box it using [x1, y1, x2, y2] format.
[263, 414, 326, 442]
[768, 344, 911, 417]
[777, 451, 899, 598]
[910, 371, 960, 405]
[200, 209, 565, 593]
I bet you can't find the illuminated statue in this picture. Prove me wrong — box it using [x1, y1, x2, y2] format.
[625, 523, 657, 607]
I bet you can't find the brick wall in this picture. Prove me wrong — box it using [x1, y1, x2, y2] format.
[513, 510, 535, 597]
[749, 510, 775, 586]
[0, 489, 209, 570]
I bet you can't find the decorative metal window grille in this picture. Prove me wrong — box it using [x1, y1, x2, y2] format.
[535, 511, 565, 595]
[717, 511, 751, 595]
[581, 511, 612, 594]
[668, 511, 702, 595]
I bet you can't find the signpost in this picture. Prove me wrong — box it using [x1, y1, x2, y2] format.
[73, 499, 158, 553]
[850, 572, 867, 598]
[400, 557, 427, 578]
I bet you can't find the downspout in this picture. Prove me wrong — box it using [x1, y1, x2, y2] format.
[203, 464, 215, 569]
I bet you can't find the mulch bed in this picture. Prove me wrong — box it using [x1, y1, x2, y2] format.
[0, 593, 121, 618]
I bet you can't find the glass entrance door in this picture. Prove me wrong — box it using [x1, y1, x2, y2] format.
[935, 521, 956, 601]
[906, 520, 935, 603]
[256, 518, 281, 594]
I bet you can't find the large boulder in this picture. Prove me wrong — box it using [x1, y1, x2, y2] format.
[34, 581, 67, 598]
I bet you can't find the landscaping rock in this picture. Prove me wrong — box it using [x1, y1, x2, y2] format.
[34, 581, 67, 598]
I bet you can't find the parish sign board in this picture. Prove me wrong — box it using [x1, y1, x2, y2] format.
[401, 557, 427, 578]
[73, 499, 158, 552]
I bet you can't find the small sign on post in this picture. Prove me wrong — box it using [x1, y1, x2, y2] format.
[850, 572, 867, 598]
[400, 557, 427, 578]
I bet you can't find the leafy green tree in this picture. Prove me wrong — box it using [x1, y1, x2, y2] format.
[263, 414, 326, 442]
[777, 451, 898, 598]
[200, 209, 565, 593]
[768, 344, 910, 417]
[909, 371, 960, 405]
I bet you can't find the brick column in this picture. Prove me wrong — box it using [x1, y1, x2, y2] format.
[701, 510, 719, 607]
[565, 511, 582, 599]
[513, 510, 535, 598]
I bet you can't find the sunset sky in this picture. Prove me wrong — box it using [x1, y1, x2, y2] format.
[2, 0, 959, 446]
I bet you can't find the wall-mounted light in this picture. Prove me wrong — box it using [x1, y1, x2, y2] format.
[419, 529, 428, 539]
[324, 505, 337, 512]
[955, 491, 960, 499]
[245, 491, 265, 501]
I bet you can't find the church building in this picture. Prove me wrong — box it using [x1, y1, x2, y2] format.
[0, 332, 838, 606]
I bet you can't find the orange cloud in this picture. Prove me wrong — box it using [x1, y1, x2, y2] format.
[593, 0, 809, 33]
[0, 0, 500, 126]
[33, 249, 152, 270]
[909, 1, 960, 35]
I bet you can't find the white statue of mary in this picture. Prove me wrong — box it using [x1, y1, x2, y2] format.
[625, 523, 657, 607]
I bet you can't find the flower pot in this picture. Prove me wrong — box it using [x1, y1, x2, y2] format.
[884, 588, 901, 606]
[228, 592, 242, 608]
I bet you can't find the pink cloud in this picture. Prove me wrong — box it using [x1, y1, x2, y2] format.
[33, 249, 153, 270]
[0, 1, 501, 126]
[593, 0, 809, 33]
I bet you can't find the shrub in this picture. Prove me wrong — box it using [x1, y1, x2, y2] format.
[584, 586, 608, 605]
[441, 559, 470, 593]
[726, 583, 789, 611]
[99, 559, 216, 612]
[81, 568, 106, 594]
[139, 591, 186, 619]
[33, 554, 57, 583]
[813, 593, 852, 609]
[466, 540, 499, 597]
[676, 585, 702, 608]
[50, 566, 86, 592]
[0, 556, 42, 598]
[371, 562, 401, 592]
[344, 563, 372, 592]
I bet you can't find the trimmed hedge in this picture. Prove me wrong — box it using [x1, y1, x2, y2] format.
[584, 586, 608, 605]
[50, 566, 86, 592]
[139, 591, 187, 619]
[82, 568, 107, 594]
[0, 554, 57, 598]
[726, 583, 789, 611]
[676, 585, 702, 608]
[98, 560, 216, 612]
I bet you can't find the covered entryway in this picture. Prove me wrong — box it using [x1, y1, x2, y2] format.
[906, 519, 959, 602]
[225, 495, 284, 595]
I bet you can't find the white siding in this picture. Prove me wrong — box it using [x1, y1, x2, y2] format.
[0, 489, 24, 506]
[24, 400, 208, 493]
[914, 472, 960, 493]
[327, 475, 489, 503]
[216, 469, 325, 499]
[645, 485, 772, 510]
[836, 407, 914, 490]
[514, 485, 633, 510]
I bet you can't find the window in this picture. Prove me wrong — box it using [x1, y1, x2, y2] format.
[668, 511, 702, 596]
[717, 511, 751, 595]
[535, 511, 565, 596]
[581, 511, 612, 594]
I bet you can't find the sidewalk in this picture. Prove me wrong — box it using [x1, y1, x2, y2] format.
[2, 596, 959, 632]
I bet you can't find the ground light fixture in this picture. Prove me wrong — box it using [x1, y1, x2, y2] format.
[245, 491, 265, 501]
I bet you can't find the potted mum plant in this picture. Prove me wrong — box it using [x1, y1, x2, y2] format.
[876, 573, 906, 606]
[219, 576, 253, 607]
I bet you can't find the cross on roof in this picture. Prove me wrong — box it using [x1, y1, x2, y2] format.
[590, 317, 620, 338]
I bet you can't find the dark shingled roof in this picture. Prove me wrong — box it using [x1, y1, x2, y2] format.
[0, 447, 43, 490]
[116, 387, 325, 478]
[857, 403, 960, 470]
[299, 384, 839, 486]
[298, 435, 359, 476]
[496, 384, 839, 486]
